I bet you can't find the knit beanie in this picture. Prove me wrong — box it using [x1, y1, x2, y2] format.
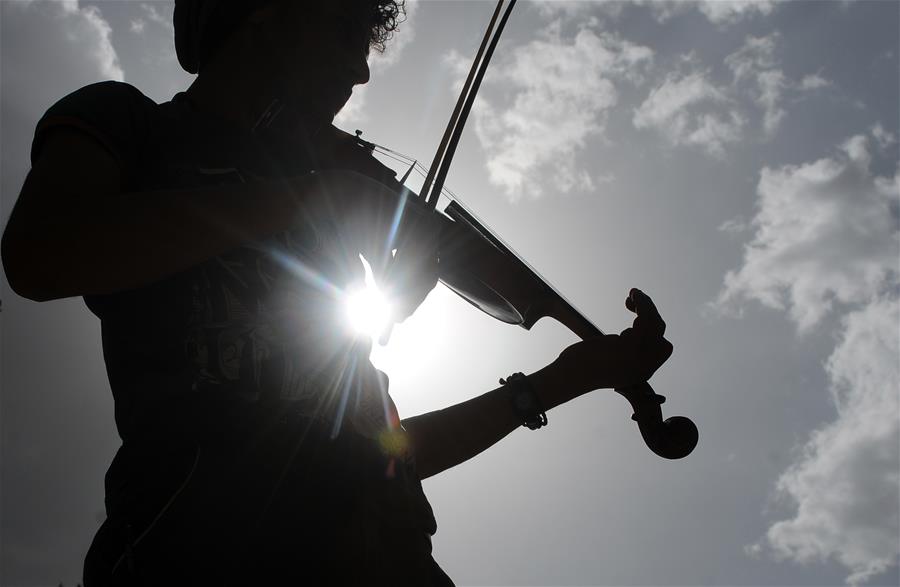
[173, 0, 275, 74]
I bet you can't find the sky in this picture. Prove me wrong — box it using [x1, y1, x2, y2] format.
[0, 1, 898, 586]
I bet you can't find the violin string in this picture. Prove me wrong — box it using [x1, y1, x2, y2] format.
[370, 147, 413, 169]
[363, 141, 470, 210]
[370, 145, 461, 205]
[371, 142, 415, 160]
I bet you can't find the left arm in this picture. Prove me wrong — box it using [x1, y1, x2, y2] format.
[400, 363, 580, 481]
[401, 288, 673, 480]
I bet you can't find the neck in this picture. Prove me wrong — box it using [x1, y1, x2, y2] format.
[183, 44, 325, 140]
[184, 66, 274, 133]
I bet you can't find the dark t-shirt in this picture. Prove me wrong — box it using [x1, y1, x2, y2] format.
[32, 81, 449, 585]
[32, 81, 384, 434]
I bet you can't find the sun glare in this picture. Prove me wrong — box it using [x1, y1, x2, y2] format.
[345, 256, 393, 340]
[346, 286, 392, 339]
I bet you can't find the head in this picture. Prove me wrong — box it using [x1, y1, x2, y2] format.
[175, 0, 404, 131]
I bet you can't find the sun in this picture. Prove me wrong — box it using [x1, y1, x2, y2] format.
[344, 254, 451, 385]
[344, 256, 393, 341]
[345, 284, 392, 340]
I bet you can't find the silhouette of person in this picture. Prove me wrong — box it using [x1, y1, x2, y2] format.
[1, 1, 674, 585]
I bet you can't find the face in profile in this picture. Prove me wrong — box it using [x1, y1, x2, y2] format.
[254, 0, 373, 127]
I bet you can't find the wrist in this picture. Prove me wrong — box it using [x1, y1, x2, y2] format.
[526, 362, 586, 413]
[501, 372, 548, 430]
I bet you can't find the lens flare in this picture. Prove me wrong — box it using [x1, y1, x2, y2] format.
[346, 287, 392, 339]
[345, 255, 393, 340]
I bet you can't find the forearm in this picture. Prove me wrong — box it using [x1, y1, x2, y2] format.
[5, 179, 300, 300]
[401, 363, 590, 480]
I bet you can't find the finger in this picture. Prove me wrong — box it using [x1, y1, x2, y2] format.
[618, 327, 641, 349]
[626, 288, 655, 314]
[384, 247, 439, 321]
[643, 337, 674, 381]
[375, 368, 390, 391]
[629, 288, 666, 339]
[661, 337, 674, 362]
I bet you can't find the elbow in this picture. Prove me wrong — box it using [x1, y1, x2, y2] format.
[2, 261, 54, 302]
[1, 232, 60, 302]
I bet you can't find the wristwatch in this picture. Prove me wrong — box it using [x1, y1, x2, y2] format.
[500, 372, 548, 430]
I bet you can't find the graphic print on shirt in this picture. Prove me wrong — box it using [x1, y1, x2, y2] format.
[182, 166, 327, 404]
[177, 164, 403, 438]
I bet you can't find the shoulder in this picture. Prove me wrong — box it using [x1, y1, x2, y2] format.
[38, 81, 157, 129]
[31, 81, 158, 168]
[49, 80, 154, 106]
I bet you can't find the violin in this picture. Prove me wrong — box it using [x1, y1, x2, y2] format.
[317, 0, 698, 459]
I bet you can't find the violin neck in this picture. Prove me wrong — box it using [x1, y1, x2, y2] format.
[543, 296, 605, 341]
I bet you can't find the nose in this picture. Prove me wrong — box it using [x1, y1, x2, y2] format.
[349, 49, 370, 86]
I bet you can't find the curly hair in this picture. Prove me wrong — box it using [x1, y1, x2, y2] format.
[368, 0, 406, 53]
[174, 0, 407, 74]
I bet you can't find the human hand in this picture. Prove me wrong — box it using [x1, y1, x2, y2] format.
[553, 288, 674, 393]
[379, 213, 441, 330]
[288, 171, 439, 336]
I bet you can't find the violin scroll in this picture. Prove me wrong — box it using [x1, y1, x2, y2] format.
[616, 382, 698, 460]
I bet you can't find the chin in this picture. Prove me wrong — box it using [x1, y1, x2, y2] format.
[276, 98, 329, 132]
[332, 96, 352, 119]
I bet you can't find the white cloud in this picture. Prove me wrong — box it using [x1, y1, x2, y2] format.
[696, 0, 776, 24]
[619, 0, 777, 24]
[130, 2, 175, 37]
[716, 132, 898, 330]
[766, 297, 900, 586]
[872, 123, 898, 150]
[126, 2, 179, 72]
[715, 130, 900, 584]
[727, 34, 833, 136]
[718, 216, 749, 235]
[633, 69, 744, 157]
[800, 72, 831, 91]
[12, 0, 124, 82]
[533, 0, 601, 19]
[140, 2, 174, 33]
[535, 0, 777, 25]
[1, 0, 124, 133]
[637, 34, 833, 156]
[454, 21, 652, 200]
[725, 34, 790, 136]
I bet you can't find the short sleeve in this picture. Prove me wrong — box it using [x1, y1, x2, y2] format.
[30, 81, 156, 179]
